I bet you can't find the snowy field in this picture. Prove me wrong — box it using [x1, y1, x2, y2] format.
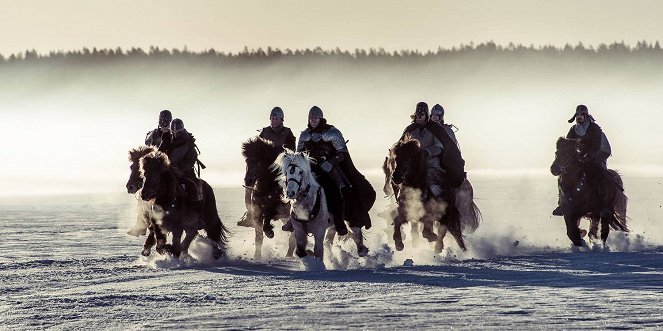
[1, 177, 662, 329]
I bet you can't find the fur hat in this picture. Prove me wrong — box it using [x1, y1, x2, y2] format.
[568, 104, 594, 123]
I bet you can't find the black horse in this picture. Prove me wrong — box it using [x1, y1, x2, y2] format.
[550, 137, 628, 246]
[128, 146, 229, 259]
[126, 146, 167, 255]
[242, 137, 294, 259]
[387, 138, 480, 252]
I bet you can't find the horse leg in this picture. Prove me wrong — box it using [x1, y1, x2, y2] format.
[286, 232, 296, 257]
[262, 216, 275, 239]
[588, 216, 600, 240]
[564, 213, 584, 246]
[142, 228, 156, 256]
[393, 213, 405, 251]
[351, 227, 369, 257]
[447, 217, 466, 251]
[254, 222, 264, 260]
[153, 224, 168, 255]
[313, 225, 327, 259]
[169, 228, 183, 257]
[293, 222, 308, 258]
[435, 223, 448, 254]
[179, 229, 198, 257]
[410, 221, 421, 247]
[600, 210, 612, 244]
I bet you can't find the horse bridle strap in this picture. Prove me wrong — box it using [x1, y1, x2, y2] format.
[291, 187, 322, 223]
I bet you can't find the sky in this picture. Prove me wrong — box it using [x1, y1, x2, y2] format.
[2, 1, 663, 196]
[0, 0, 662, 55]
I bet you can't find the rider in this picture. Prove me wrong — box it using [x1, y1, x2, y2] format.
[552, 104, 612, 216]
[297, 106, 376, 236]
[168, 118, 203, 202]
[430, 103, 461, 150]
[401, 102, 466, 193]
[145, 110, 174, 153]
[239, 107, 297, 227]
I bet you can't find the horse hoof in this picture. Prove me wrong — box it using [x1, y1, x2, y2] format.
[141, 248, 151, 256]
[358, 246, 369, 257]
[212, 246, 223, 260]
[264, 228, 275, 239]
[395, 241, 404, 251]
[296, 248, 307, 258]
[422, 229, 437, 242]
[579, 229, 588, 238]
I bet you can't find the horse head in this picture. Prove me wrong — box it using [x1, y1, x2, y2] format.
[274, 149, 315, 200]
[390, 138, 427, 186]
[550, 137, 581, 176]
[243, 137, 282, 186]
[139, 150, 171, 202]
[127, 145, 157, 194]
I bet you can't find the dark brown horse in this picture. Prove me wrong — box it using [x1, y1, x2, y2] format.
[242, 137, 294, 259]
[386, 138, 480, 253]
[550, 137, 628, 246]
[128, 146, 229, 259]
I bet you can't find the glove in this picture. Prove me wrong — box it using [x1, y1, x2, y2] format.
[321, 161, 333, 173]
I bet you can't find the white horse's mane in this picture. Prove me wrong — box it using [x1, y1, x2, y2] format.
[273, 149, 319, 192]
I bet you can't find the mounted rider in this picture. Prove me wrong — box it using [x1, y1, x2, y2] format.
[239, 107, 297, 227]
[401, 102, 466, 197]
[297, 106, 376, 236]
[552, 104, 612, 216]
[168, 118, 204, 202]
[430, 103, 461, 151]
[145, 110, 174, 152]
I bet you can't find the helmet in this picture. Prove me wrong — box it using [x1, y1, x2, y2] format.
[309, 106, 324, 118]
[431, 104, 445, 118]
[270, 107, 284, 120]
[158, 110, 172, 128]
[170, 118, 185, 138]
[414, 102, 429, 121]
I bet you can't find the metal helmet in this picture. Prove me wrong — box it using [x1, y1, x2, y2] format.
[270, 107, 284, 120]
[309, 106, 324, 118]
[158, 110, 172, 128]
[414, 102, 429, 121]
[170, 118, 185, 138]
[431, 104, 445, 118]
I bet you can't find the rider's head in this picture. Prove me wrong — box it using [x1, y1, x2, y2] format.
[413, 102, 429, 125]
[430, 104, 445, 124]
[308, 106, 324, 129]
[170, 118, 186, 139]
[158, 110, 172, 131]
[270, 107, 284, 128]
[569, 104, 591, 124]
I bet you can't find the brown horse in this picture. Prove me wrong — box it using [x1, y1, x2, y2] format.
[242, 137, 295, 259]
[385, 138, 480, 253]
[550, 137, 628, 246]
[127, 146, 229, 259]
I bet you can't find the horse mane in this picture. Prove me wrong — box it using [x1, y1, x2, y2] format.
[391, 138, 422, 159]
[273, 149, 318, 188]
[139, 150, 171, 176]
[128, 145, 158, 162]
[242, 137, 279, 160]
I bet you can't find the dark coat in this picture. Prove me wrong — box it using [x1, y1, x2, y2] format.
[300, 120, 376, 229]
[402, 122, 466, 188]
[145, 128, 173, 153]
[259, 126, 296, 151]
[168, 131, 198, 176]
[566, 122, 608, 162]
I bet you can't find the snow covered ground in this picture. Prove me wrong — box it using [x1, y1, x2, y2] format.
[1, 177, 662, 329]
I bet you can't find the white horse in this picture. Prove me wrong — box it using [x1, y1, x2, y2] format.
[274, 150, 368, 260]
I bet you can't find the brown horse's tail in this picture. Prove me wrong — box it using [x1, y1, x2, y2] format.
[609, 169, 628, 232]
[201, 180, 231, 252]
[456, 179, 481, 234]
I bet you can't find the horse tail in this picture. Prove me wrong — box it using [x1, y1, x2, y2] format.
[606, 169, 628, 232]
[201, 180, 231, 251]
[456, 179, 481, 233]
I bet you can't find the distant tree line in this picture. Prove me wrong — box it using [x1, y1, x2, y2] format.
[2, 41, 663, 66]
